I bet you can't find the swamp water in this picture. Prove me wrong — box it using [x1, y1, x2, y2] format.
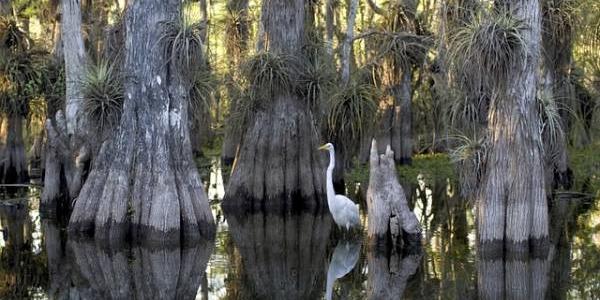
[0, 160, 599, 299]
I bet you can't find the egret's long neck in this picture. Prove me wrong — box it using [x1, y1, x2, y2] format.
[326, 148, 336, 206]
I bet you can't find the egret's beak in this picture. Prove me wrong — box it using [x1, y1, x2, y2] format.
[318, 144, 328, 151]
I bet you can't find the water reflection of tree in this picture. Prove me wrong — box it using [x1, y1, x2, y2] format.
[225, 211, 332, 299]
[367, 244, 421, 299]
[0, 203, 48, 298]
[64, 238, 214, 299]
[478, 252, 550, 300]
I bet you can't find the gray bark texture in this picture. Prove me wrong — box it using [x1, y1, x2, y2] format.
[42, 111, 89, 212]
[391, 71, 413, 164]
[540, 0, 574, 190]
[476, 0, 548, 253]
[367, 139, 421, 245]
[68, 0, 215, 244]
[221, 0, 250, 167]
[42, 0, 90, 213]
[225, 211, 332, 299]
[340, 0, 358, 83]
[223, 0, 326, 209]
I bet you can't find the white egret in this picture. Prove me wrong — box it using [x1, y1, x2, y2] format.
[318, 143, 360, 230]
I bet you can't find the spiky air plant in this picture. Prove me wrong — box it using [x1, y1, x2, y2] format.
[222, 8, 250, 61]
[159, 14, 206, 77]
[40, 59, 65, 117]
[537, 95, 566, 160]
[0, 17, 31, 51]
[327, 80, 379, 144]
[0, 49, 46, 116]
[242, 51, 298, 105]
[449, 11, 527, 94]
[81, 60, 124, 132]
[296, 55, 336, 110]
[449, 133, 488, 198]
[189, 67, 219, 123]
[542, 0, 576, 67]
[370, 31, 431, 71]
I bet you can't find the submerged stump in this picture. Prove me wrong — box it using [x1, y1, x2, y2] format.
[367, 139, 420, 247]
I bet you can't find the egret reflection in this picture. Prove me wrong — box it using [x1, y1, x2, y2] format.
[325, 238, 361, 300]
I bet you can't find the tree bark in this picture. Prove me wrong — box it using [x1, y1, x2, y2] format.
[61, 0, 87, 136]
[541, 0, 574, 190]
[221, 0, 250, 167]
[477, 0, 548, 254]
[325, 0, 335, 54]
[340, 0, 358, 83]
[391, 71, 413, 164]
[68, 0, 215, 244]
[0, 115, 28, 184]
[42, 0, 90, 213]
[367, 139, 421, 246]
[223, 0, 326, 209]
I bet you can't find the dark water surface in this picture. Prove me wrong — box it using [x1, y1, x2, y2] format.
[1, 164, 599, 299]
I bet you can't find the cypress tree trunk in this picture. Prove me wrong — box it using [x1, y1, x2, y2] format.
[42, 0, 90, 213]
[0, 115, 28, 183]
[68, 0, 215, 244]
[223, 0, 325, 209]
[221, 0, 250, 167]
[391, 71, 413, 164]
[541, 0, 574, 189]
[477, 0, 548, 253]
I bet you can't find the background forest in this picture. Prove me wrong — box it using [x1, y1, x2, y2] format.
[0, 0, 598, 195]
[1, 0, 600, 299]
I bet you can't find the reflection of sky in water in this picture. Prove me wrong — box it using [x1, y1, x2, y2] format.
[29, 209, 42, 255]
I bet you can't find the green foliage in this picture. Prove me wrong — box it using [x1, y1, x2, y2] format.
[449, 134, 488, 197]
[0, 17, 30, 51]
[81, 60, 124, 131]
[189, 67, 219, 123]
[222, 8, 250, 60]
[345, 154, 455, 188]
[570, 142, 600, 193]
[0, 49, 46, 116]
[297, 55, 336, 109]
[40, 59, 65, 116]
[327, 81, 379, 143]
[242, 52, 298, 103]
[537, 95, 565, 157]
[449, 11, 527, 93]
[371, 31, 431, 71]
[159, 15, 206, 77]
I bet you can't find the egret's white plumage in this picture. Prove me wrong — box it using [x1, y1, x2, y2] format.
[319, 143, 360, 230]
